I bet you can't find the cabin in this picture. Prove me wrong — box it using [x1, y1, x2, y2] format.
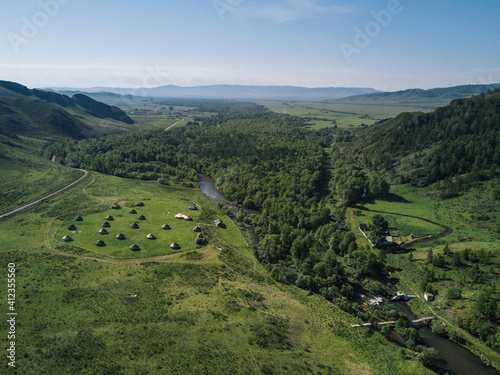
[392, 291, 417, 301]
[175, 213, 192, 221]
[102, 222, 111, 227]
[193, 226, 201, 232]
[67, 224, 77, 230]
[63, 235, 73, 242]
[162, 224, 171, 230]
[106, 215, 114, 221]
[138, 215, 146, 220]
[74, 216, 83, 222]
[129, 209, 137, 214]
[170, 243, 181, 249]
[424, 292, 434, 302]
[214, 219, 225, 228]
[146, 234, 156, 240]
[116, 233, 126, 240]
[99, 228, 108, 235]
[135, 202, 145, 207]
[110, 203, 121, 209]
[130, 223, 139, 229]
[95, 240, 106, 247]
[129, 244, 140, 251]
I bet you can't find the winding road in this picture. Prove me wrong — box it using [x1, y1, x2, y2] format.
[351, 206, 453, 248]
[0, 168, 89, 221]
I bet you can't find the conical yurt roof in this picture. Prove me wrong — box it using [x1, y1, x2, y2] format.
[129, 244, 140, 251]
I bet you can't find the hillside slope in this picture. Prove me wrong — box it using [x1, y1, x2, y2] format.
[351, 88, 500, 186]
[0, 80, 133, 141]
[336, 83, 500, 108]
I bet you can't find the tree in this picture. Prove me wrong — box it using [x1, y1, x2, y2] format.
[417, 347, 439, 367]
[368, 214, 389, 246]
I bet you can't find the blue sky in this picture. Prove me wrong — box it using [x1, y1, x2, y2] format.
[0, 0, 499, 91]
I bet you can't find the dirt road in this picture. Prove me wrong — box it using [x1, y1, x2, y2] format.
[0, 169, 89, 221]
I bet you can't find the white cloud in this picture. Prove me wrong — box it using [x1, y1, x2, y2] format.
[235, 0, 354, 23]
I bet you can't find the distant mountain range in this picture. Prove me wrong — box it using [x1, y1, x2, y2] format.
[48, 84, 380, 100]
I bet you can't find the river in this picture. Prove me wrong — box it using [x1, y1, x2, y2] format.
[198, 174, 259, 245]
[198, 174, 498, 374]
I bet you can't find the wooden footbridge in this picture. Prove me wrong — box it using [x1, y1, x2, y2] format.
[351, 317, 434, 328]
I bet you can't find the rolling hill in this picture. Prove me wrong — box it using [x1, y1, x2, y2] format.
[335, 83, 500, 109]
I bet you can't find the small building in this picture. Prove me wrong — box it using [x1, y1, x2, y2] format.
[95, 240, 106, 247]
[99, 228, 108, 235]
[424, 293, 434, 302]
[67, 224, 77, 230]
[102, 222, 111, 227]
[193, 226, 201, 232]
[63, 235, 73, 242]
[146, 234, 156, 240]
[135, 202, 145, 207]
[188, 205, 198, 211]
[106, 215, 114, 221]
[162, 224, 171, 230]
[170, 243, 181, 249]
[138, 215, 146, 220]
[214, 219, 225, 228]
[130, 223, 139, 229]
[130, 244, 140, 251]
[74, 216, 83, 222]
[116, 233, 126, 240]
[392, 291, 417, 301]
[110, 203, 121, 209]
[129, 209, 137, 214]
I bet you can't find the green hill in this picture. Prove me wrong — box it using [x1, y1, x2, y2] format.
[351, 88, 500, 187]
[336, 83, 500, 109]
[0, 80, 134, 141]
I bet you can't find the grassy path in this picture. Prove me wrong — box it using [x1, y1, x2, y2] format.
[165, 118, 185, 131]
[0, 168, 89, 221]
[352, 206, 453, 247]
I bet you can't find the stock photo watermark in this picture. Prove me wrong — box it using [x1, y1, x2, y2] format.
[213, 0, 245, 21]
[340, 0, 412, 63]
[7, 0, 70, 53]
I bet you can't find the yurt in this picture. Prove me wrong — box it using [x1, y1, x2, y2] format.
[135, 202, 145, 207]
[162, 224, 171, 230]
[170, 243, 181, 249]
[74, 216, 83, 222]
[188, 205, 198, 211]
[63, 235, 73, 242]
[116, 233, 126, 240]
[130, 223, 140, 229]
[129, 244, 140, 251]
[129, 209, 137, 214]
[110, 203, 121, 209]
[146, 234, 156, 240]
[67, 224, 77, 230]
[95, 240, 106, 247]
[99, 228, 108, 235]
[102, 222, 111, 228]
[138, 215, 146, 220]
[106, 215, 114, 221]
